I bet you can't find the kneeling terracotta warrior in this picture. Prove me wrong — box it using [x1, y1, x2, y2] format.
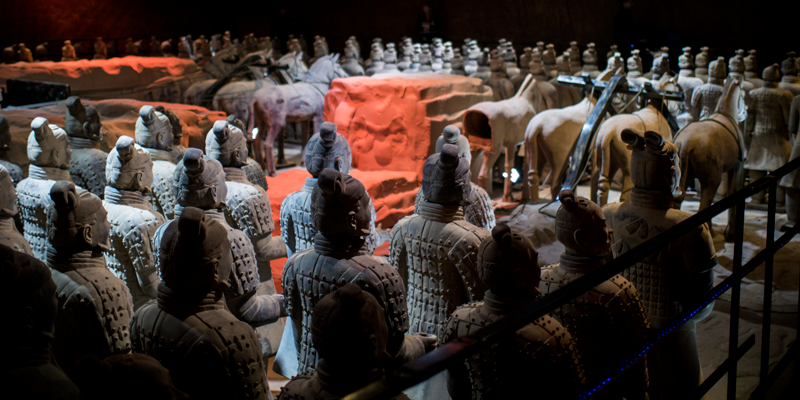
[45, 182, 134, 375]
[602, 129, 716, 400]
[1, 244, 79, 399]
[415, 125, 495, 231]
[103, 137, 166, 310]
[64, 96, 108, 198]
[441, 224, 585, 399]
[391, 144, 491, 337]
[278, 284, 411, 400]
[131, 207, 270, 400]
[540, 189, 649, 399]
[278, 169, 434, 377]
[135, 105, 176, 219]
[0, 165, 32, 254]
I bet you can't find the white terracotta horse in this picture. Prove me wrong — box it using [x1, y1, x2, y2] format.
[591, 75, 681, 205]
[247, 54, 348, 175]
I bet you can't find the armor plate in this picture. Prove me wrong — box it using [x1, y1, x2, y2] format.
[690, 83, 723, 121]
[17, 178, 59, 260]
[149, 160, 177, 220]
[68, 148, 108, 198]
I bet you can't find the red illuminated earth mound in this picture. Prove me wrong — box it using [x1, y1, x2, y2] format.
[1, 99, 225, 172]
[0, 57, 210, 103]
[324, 74, 493, 181]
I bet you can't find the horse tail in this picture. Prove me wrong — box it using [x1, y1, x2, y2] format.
[676, 139, 691, 207]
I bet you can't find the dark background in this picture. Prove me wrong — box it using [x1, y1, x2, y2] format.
[1, 0, 797, 72]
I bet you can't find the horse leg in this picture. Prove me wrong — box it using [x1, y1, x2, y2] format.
[596, 141, 613, 206]
[619, 163, 634, 203]
[524, 139, 539, 202]
[502, 146, 514, 203]
[699, 174, 722, 236]
[480, 150, 501, 195]
[263, 123, 282, 176]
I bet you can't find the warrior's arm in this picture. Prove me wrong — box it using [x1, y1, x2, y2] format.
[235, 292, 287, 326]
[123, 224, 161, 299]
[388, 222, 409, 284]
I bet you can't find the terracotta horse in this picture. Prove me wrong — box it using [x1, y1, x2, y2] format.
[674, 76, 744, 238]
[591, 75, 681, 205]
[248, 54, 348, 175]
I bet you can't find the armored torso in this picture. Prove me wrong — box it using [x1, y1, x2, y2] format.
[540, 256, 649, 399]
[390, 201, 490, 337]
[222, 167, 275, 243]
[415, 182, 496, 231]
[441, 292, 585, 400]
[17, 166, 75, 260]
[602, 189, 716, 325]
[48, 251, 134, 372]
[0, 217, 32, 255]
[130, 287, 269, 400]
[690, 82, 723, 121]
[744, 84, 794, 171]
[282, 236, 409, 374]
[103, 187, 166, 310]
[146, 148, 177, 219]
[67, 137, 108, 198]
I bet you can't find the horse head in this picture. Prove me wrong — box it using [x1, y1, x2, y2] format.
[716, 75, 744, 121]
[308, 54, 349, 84]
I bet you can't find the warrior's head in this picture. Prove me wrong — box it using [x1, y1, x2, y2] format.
[622, 129, 681, 195]
[106, 136, 154, 193]
[305, 122, 351, 177]
[311, 169, 371, 239]
[47, 181, 110, 252]
[28, 117, 71, 169]
[478, 224, 540, 301]
[173, 148, 227, 210]
[556, 189, 612, 257]
[421, 143, 471, 206]
[135, 106, 173, 151]
[206, 119, 248, 168]
[0, 165, 18, 217]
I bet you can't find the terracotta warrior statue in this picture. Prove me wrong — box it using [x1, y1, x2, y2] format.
[103, 136, 166, 310]
[606, 44, 619, 63]
[280, 122, 384, 258]
[45, 181, 134, 374]
[131, 207, 270, 400]
[17, 117, 75, 260]
[450, 49, 466, 76]
[440, 224, 585, 399]
[503, 42, 520, 79]
[223, 115, 270, 191]
[515, 47, 533, 81]
[471, 47, 491, 80]
[695, 47, 710, 83]
[36, 42, 49, 61]
[135, 105, 176, 219]
[383, 42, 399, 72]
[602, 129, 716, 399]
[484, 49, 515, 101]
[728, 49, 756, 94]
[540, 189, 649, 399]
[278, 284, 412, 400]
[17, 43, 33, 62]
[417, 44, 433, 73]
[65, 96, 108, 198]
[780, 95, 800, 230]
[342, 40, 365, 76]
[690, 57, 726, 121]
[125, 38, 139, 56]
[552, 51, 583, 107]
[0, 165, 32, 254]
[576, 43, 601, 79]
[93, 37, 107, 60]
[1, 244, 79, 399]
[464, 40, 479, 76]
[779, 52, 800, 96]
[278, 169, 434, 377]
[744, 50, 763, 88]
[391, 144, 491, 337]
[0, 114, 23, 186]
[627, 49, 644, 79]
[569, 41, 582, 74]
[649, 54, 671, 81]
[61, 40, 76, 62]
[415, 125, 495, 231]
[366, 42, 385, 76]
[543, 43, 557, 78]
[677, 47, 704, 123]
[745, 64, 795, 205]
[156, 149, 286, 354]
[397, 37, 413, 71]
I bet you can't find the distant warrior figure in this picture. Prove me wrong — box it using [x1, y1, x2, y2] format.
[278, 285, 412, 400]
[342, 40, 365, 76]
[161, 39, 173, 57]
[135, 105, 177, 219]
[568, 41, 582, 74]
[125, 38, 138, 56]
[149, 37, 162, 56]
[543, 43, 557, 78]
[649, 54, 671, 82]
[35, 42, 48, 61]
[103, 137, 166, 310]
[152, 105, 185, 163]
[627, 49, 644, 78]
[281, 122, 386, 258]
[744, 50, 763, 89]
[383, 43, 399, 72]
[603, 129, 716, 400]
[691, 57, 727, 121]
[511, 47, 533, 88]
[1, 244, 80, 400]
[308, 36, 329, 67]
[695, 47, 710, 83]
[0, 165, 31, 254]
[415, 125, 495, 231]
[484, 49, 515, 101]
[45, 182, 134, 375]
[576, 42, 600, 79]
[17, 117, 75, 260]
[62, 40, 76, 61]
[779, 52, 800, 96]
[366, 42, 385, 76]
[552, 51, 583, 107]
[177, 37, 192, 59]
[277, 169, 434, 377]
[677, 47, 704, 123]
[209, 34, 222, 55]
[540, 190, 649, 399]
[64, 97, 108, 198]
[131, 207, 271, 400]
[0, 114, 23, 186]
[391, 144, 491, 337]
[728, 49, 756, 95]
[93, 37, 107, 60]
[156, 149, 286, 352]
[780, 95, 800, 229]
[2, 44, 16, 64]
[441, 224, 585, 399]
[398, 37, 413, 71]
[416, 44, 433, 73]
[17, 43, 33, 62]
[745, 64, 795, 205]
[450, 49, 466, 76]
[223, 115, 269, 191]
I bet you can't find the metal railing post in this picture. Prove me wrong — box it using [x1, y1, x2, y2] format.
[760, 181, 777, 384]
[728, 197, 746, 400]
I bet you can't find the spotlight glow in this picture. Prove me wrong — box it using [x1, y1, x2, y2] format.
[502, 168, 521, 183]
[252, 127, 259, 139]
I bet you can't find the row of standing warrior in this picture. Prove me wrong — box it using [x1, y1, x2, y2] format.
[3, 93, 739, 400]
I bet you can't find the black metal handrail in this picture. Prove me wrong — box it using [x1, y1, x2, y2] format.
[345, 155, 800, 400]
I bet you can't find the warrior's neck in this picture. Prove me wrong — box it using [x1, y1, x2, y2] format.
[315, 359, 383, 395]
[314, 233, 368, 259]
[223, 167, 249, 184]
[104, 186, 151, 208]
[303, 177, 318, 191]
[631, 187, 675, 210]
[707, 77, 722, 85]
[156, 283, 225, 313]
[744, 71, 759, 79]
[0, 217, 17, 231]
[28, 165, 71, 181]
[558, 251, 606, 274]
[67, 136, 97, 149]
[144, 147, 173, 162]
[483, 290, 535, 316]
[764, 81, 779, 88]
[47, 248, 107, 272]
[417, 200, 464, 223]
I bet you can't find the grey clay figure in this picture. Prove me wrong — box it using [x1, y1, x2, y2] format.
[551, 51, 583, 107]
[440, 224, 585, 400]
[780, 95, 800, 229]
[278, 169, 434, 377]
[103, 136, 166, 310]
[483, 49, 515, 101]
[602, 129, 717, 399]
[17, 117, 76, 261]
[779, 52, 800, 96]
[45, 181, 134, 375]
[135, 105, 177, 220]
[744, 49, 764, 89]
[131, 207, 271, 400]
[728, 49, 756, 95]
[62, 40, 76, 62]
[280, 122, 385, 258]
[540, 190, 649, 400]
[415, 125, 495, 231]
[390, 144, 491, 337]
[695, 47, 710, 83]
[278, 285, 411, 400]
[677, 47, 704, 123]
[223, 115, 270, 191]
[65, 96, 108, 198]
[576, 43, 601, 79]
[690, 57, 727, 121]
[93, 37, 107, 60]
[1, 245, 80, 400]
[0, 165, 32, 254]
[0, 114, 23, 186]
